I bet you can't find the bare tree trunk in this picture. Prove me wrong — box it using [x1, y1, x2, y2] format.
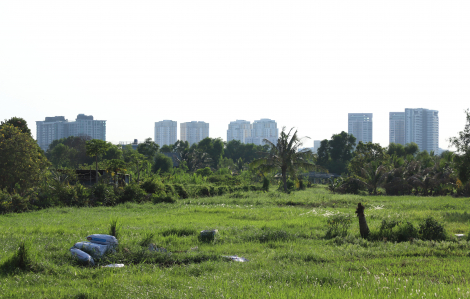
[355, 203, 370, 239]
[95, 156, 99, 184]
[282, 168, 287, 192]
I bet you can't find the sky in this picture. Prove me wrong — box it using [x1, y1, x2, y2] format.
[1, 1, 469, 150]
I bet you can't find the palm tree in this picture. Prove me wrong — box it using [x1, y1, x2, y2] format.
[250, 127, 316, 192]
[357, 161, 388, 195]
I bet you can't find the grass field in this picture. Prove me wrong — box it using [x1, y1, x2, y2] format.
[1, 186, 470, 298]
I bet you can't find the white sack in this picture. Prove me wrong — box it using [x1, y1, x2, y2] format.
[70, 248, 95, 265]
[73, 242, 109, 258]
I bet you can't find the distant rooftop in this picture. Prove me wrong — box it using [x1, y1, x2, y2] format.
[44, 116, 66, 122]
[76, 114, 94, 120]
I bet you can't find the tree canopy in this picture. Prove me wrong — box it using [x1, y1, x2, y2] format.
[250, 127, 315, 192]
[316, 131, 356, 174]
[0, 124, 50, 192]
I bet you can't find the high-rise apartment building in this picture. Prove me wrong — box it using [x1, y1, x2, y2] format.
[36, 116, 67, 151]
[36, 114, 106, 151]
[246, 119, 279, 146]
[154, 120, 177, 147]
[348, 113, 373, 144]
[405, 108, 439, 153]
[312, 140, 322, 154]
[227, 120, 251, 143]
[180, 121, 209, 146]
[389, 112, 405, 145]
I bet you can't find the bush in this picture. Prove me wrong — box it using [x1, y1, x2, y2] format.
[164, 184, 176, 197]
[278, 179, 295, 192]
[151, 192, 176, 204]
[262, 177, 270, 192]
[374, 219, 418, 242]
[152, 153, 173, 173]
[196, 167, 213, 177]
[337, 176, 363, 195]
[141, 177, 165, 194]
[325, 213, 352, 239]
[173, 184, 189, 199]
[298, 179, 306, 190]
[217, 186, 228, 195]
[419, 217, 447, 241]
[90, 183, 116, 206]
[196, 186, 211, 197]
[119, 183, 148, 203]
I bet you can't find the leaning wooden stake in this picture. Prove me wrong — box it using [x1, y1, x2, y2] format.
[355, 203, 370, 239]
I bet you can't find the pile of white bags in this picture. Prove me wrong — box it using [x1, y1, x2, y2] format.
[70, 234, 119, 265]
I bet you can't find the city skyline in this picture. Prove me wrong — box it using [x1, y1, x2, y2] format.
[2, 1, 469, 150]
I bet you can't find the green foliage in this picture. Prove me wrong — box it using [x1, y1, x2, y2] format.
[46, 136, 93, 168]
[251, 127, 315, 192]
[151, 192, 176, 204]
[419, 217, 447, 241]
[1, 117, 31, 136]
[316, 131, 356, 174]
[141, 177, 165, 194]
[278, 178, 295, 191]
[336, 176, 363, 194]
[138, 232, 154, 247]
[196, 167, 213, 177]
[197, 137, 224, 168]
[137, 138, 160, 161]
[371, 219, 418, 242]
[224, 140, 269, 165]
[90, 183, 116, 206]
[262, 177, 270, 191]
[349, 142, 389, 176]
[109, 218, 121, 239]
[173, 184, 189, 199]
[119, 183, 147, 203]
[152, 153, 173, 173]
[325, 213, 352, 238]
[0, 242, 33, 273]
[0, 124, 51, 193]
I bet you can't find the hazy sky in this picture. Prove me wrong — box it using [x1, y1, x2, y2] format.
[1, 1, 469, 149]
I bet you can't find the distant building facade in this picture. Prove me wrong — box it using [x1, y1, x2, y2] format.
[227, 120, 252, 143]
[312, 140, 322, 154]
[180, 121, 209, 146]
[389, 112, 405, 145]
[36, 114, 106, 151]
[348, 113, 373, 144]
[246, 119, 279, 145]
[154, 120, 177, 147]
[405, 108, 439, 153]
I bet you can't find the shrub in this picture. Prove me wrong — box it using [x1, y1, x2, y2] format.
[91, 183, 116, 206]
[196, 167, 213, 177]
[375, 219, 418, 242]
[73, 184, 90, 207]
[173, 184, 189, 199]
[298, 179, 306, 190]
[151, 192, 176, 204]
[164, 184, 176, 197]
[119, 183, 147, 203]
[262, 177, 270, 191]
[325, 213, 352, 239]
[419, 217, 447, 241]
[395, 222, 418, 242]
[141, 177, 165, 194]
[278, 179, 295, 192]
[196, 186, 211, 197]
[217, 186, 228, 195]
[337, 176, 363, 195]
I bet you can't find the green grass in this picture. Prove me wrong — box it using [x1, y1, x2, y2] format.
[1, 186, 470, 298]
